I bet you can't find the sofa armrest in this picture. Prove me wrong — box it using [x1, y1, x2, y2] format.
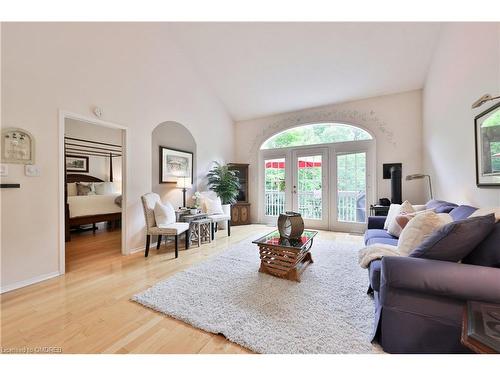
[367, 216, 386, 229]
[380, 256, 500, 303]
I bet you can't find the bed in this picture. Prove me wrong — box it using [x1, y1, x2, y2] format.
[65, 173, 122, 241]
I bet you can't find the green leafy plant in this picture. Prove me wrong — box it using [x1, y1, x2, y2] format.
[207, 161, 241, 205]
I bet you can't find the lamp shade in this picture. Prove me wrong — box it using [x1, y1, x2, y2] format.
[176, 176, 192, 189]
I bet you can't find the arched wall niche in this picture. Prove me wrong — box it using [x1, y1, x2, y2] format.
[152, 121, 197, 209]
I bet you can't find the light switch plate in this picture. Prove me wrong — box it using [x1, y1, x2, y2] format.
[25, 164, 41, 177]
[0, 164, 8, 176]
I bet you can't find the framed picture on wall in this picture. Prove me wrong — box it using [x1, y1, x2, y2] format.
[66, 155, 89, 173]
[475, 102, 500, 187]
[159, 146, 193, 183]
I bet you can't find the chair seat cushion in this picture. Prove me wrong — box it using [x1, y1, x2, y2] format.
[156, 222, 190, 234]
[208, 214, 230, 222]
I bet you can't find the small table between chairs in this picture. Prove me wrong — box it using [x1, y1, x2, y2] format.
[177, 212, 213, 248]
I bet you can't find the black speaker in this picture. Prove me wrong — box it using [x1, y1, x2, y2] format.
[390, 166, 402, 204]
[383, 163, 402, 204]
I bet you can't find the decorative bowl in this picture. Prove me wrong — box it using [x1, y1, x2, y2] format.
[277, 211, 304, 239]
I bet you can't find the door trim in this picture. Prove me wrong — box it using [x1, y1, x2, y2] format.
[58, 110, 129, 275]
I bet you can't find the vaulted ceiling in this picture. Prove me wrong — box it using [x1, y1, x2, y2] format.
[170, 22, 441, 121]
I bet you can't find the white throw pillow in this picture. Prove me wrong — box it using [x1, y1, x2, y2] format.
[94, 182, 116, 195]
[384, 201, 415, 230]
[154, 201, 176, 226]
[397, 211, 452, 256]
[205, 196, 224, 215]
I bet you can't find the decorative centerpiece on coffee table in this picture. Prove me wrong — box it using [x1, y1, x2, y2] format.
[277, 211, 304, 239]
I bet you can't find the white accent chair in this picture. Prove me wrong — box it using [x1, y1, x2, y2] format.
[141, 193, 189, 258]
[199, 191, 231, 239]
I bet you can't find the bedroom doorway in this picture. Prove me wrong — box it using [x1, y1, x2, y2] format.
[59, 111, 127, 274]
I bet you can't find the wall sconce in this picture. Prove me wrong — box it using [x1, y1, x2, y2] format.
[176, 176, 192, 208]
[471, 94, 500, 109]
[406, 174, 433, 200]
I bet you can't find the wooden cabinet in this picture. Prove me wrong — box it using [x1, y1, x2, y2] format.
[228, 163, 251, 225]
[231, 203, 251, 226]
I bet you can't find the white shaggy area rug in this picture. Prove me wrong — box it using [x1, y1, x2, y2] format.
[132, 235, 382, 354]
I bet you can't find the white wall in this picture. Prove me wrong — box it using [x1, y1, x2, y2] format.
[65, 118, 122, 183]
[423, 23, 500, 207]
[234, 90, 426, 222]
[1, 23, 234, 291]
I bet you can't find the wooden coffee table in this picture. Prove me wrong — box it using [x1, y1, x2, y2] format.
[252, 230, 317, 282]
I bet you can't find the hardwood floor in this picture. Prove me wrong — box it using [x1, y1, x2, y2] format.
[0, 224, 363, 354]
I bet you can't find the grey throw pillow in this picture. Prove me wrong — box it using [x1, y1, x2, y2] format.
[76, 182, 95, 196]
[409, 214, 496, 262]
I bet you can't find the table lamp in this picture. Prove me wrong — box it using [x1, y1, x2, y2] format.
[176, 176, 192, 208]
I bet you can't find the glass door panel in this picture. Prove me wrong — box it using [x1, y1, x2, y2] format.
[336, 152, 366, 223]
[296, 155, 323, 220]
[292, 148, 329, 229]
[264, 158, 286, 217]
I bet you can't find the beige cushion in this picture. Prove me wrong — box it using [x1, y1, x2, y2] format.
[385, 200, 415, 231]
[387, 208, 435, 238]
[67, 182, 77, 196]
[157, 222, 189, 234]
[154, 201, 176, 225]
[413, 204, 427, 212]
[397, 211, 452, 256]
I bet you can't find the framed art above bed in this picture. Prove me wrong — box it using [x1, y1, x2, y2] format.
[66, 155, 89, 172]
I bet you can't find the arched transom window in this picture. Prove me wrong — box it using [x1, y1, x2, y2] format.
[260, 123, 372, 150]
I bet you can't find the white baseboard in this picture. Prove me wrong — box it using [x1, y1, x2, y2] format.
[129, 241, 159, 255]
[0, 271, 61, 294]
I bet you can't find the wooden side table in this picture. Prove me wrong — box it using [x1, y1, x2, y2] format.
[461, 301, 500, 353]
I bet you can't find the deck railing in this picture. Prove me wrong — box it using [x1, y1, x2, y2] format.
[264, 190, 365, 222]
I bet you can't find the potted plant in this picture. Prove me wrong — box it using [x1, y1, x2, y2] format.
[207, 161, 240, 218]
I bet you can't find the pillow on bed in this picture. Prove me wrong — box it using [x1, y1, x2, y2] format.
[154, 201, 176, 226]
[76, 182, 95, 196]
[95, 182, 116, 195]
[67, 183, 78, 196]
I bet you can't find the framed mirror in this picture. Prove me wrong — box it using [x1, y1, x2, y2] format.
[475, 102, 500, 187]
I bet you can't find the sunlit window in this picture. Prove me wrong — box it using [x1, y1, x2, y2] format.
[261, 123, 372, 150]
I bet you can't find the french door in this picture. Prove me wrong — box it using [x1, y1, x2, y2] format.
[262, 144, 372, 233]
[291, 148, 329, 229]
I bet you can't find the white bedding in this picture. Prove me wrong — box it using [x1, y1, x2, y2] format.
[68, 193, 121, 218]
